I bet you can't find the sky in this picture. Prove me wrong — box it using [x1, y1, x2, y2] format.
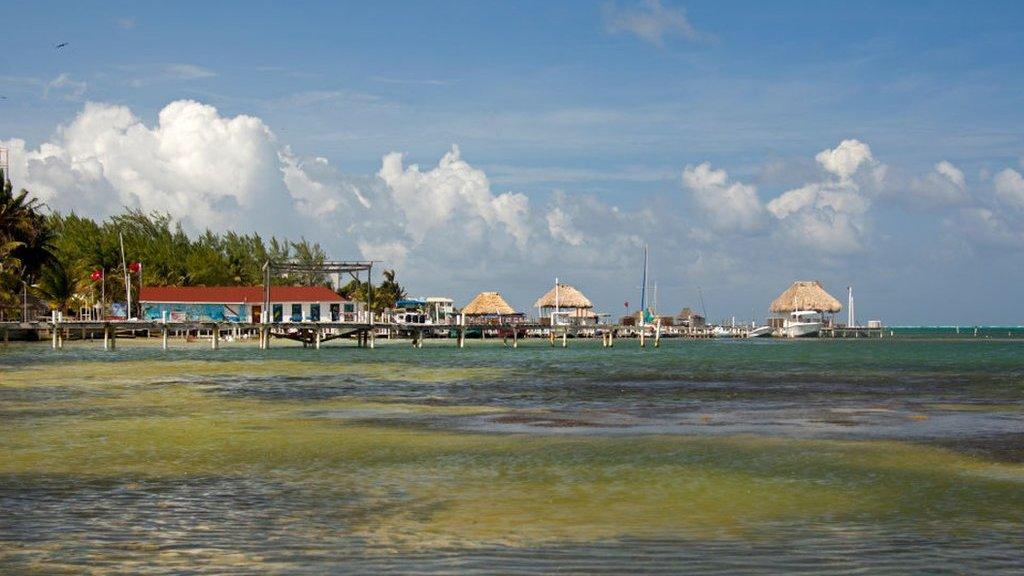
[2, 0, 1023, 325]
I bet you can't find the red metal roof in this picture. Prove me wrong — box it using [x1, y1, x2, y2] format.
[140, 285, 347, 303]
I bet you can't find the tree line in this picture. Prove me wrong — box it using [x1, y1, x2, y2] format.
[0, 170, 406, 318]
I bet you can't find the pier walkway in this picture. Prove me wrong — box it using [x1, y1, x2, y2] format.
[1, 318, 886, 351]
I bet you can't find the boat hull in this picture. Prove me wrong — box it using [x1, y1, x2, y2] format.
[783, 322, 821, 338]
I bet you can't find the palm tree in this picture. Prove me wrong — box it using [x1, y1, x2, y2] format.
[34, 256, 78, 315]
[1, 169, 56, 314]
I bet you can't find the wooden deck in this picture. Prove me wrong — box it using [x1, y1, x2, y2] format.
[0, 319, 888, 350]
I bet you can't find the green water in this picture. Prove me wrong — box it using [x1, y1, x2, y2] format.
[1, 338, 1022, 574]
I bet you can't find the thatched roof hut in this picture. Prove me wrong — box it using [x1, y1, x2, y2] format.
[462, 291, 517, 316]
[770, 281, 842, 314]
[533, 283, 593, 310]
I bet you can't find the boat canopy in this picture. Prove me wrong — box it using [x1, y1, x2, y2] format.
[395, 299, 427, 308]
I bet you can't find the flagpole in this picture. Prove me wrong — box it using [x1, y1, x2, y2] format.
[119, 232, 131, 320]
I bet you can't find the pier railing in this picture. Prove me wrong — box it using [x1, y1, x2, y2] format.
[1, 316, 889, 351]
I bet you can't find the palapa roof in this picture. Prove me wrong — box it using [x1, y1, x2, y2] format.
[769, 281, 842, 314]
[533, 283, 593, 309]
[678, 307, 703, 319]
[462, 291, 517, 315]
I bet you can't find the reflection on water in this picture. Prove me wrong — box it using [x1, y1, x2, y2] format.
[1, 338, 1022, 573]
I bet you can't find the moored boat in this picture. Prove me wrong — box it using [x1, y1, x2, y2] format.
[747, 325, 773, 338]
[783, 311, 822, 338]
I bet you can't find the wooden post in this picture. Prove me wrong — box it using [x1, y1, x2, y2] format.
[109, 326, 116, 350]
[512, 327, 518, 348]
[103, 325, 110, 350]
[640, 327, 646, 348]
[457, 327, 465, 349]
[369, 329, 375, 349]
[162, 326, 169, 350]
[654, 322, 661, 348]
[609, 330, 614, 347]
[562, 329, 567, 348]
[549, 330, 555, 347]
[315, 329, 322, 350]
[211, 324, 220, 350]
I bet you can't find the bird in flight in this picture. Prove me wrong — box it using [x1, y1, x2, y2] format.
[55, 42, 69, 50]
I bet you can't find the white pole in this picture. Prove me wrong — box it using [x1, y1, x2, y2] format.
[119, 232, 131, 320]
[847, 286, 855, 328]
[553, 277, 559, 326]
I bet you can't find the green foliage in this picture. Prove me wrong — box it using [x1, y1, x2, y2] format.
[1, 168, 396, 315]
[339, 268, 407, 312]
[1, 168, 56, 317]
[34, 253, 79, 313]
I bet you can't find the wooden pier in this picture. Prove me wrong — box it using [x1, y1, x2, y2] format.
[0, 317, 887, 350]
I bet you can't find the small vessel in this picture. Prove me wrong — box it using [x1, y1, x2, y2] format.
[747, 325, 773, 338]
[711, 325, 732, 338]
[782, 310, 822, 338]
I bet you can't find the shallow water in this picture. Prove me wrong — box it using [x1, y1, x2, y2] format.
[1, 337, 1022, 574]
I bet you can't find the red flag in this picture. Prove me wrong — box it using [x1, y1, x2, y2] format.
[90, 270, 103, 282]
[128, 261, 141, 273]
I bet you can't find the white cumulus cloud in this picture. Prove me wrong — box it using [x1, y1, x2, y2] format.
[377, 145, 531, 249]
[766, 140, 879, 254]
[1, 100, 302, 234]
[682, 162, 764, 232]
[993, 168, 1024, 210]
[814, 139, 875, 180]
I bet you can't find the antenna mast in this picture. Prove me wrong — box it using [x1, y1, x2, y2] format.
[640, 244, 648, 313]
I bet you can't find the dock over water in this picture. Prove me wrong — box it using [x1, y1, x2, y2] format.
[1, 318, 889, 350]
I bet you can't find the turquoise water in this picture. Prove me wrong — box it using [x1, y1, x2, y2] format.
[1, 337, 1023, 574]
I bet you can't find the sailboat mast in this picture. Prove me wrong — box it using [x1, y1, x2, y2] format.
[640, 244, 648, 313]
[119, 232, 131, 319]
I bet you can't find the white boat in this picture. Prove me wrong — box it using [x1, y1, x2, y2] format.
[747, 325, 773, 338]
[783, 311, 822, 338]
[711, 325, 732, 338]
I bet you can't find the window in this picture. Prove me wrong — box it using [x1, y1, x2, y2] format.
[272, 304, 283, 322]
[344, 303, 355, 313]
[310, 303, 321, 322]
[291, 304, 302, 321]
[330, 303, 340, 321]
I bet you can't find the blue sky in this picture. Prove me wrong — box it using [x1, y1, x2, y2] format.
[2, 1, 1023, 324]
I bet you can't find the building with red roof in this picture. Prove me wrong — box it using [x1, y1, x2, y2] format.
[140, 285, 357, 322]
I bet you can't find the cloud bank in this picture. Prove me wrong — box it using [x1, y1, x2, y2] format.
[3, 99, 1022, 317]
